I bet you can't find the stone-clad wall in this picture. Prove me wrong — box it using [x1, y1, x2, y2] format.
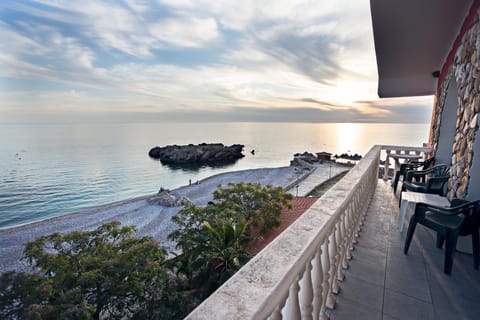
[430, 9, 480, 199]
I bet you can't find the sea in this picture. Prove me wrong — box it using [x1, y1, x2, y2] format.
[0, 122, 429, 228]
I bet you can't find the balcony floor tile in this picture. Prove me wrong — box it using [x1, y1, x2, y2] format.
[383, 289, 434, 320]
[330, 180, 480, 320]
[328, 296, 382, 320]
[336, 275, 384, 311]
[343, 260, 386, 287]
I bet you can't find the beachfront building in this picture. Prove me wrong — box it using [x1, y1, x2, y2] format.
[186, 1, 480, 319]
[316, 152, 332, 162]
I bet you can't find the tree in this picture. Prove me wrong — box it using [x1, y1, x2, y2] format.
[168, 182, 293, 296]
[189, 218, 252, 295]
[213, 182, 293, 235]
[202, 218, 251, 274]
[0, 222, 191, 320]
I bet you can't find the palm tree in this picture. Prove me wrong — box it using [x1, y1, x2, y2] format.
[192, 218, 252, 295]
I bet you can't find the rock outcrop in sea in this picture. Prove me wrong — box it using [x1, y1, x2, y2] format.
[148, 143, 245, 164]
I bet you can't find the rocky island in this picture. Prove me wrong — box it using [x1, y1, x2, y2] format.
[148, 143, 245, 164]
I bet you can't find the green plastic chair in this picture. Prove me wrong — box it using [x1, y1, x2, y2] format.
[398, 164, 449, 207]
[392, 157, 435, 193]
[403, 199, 480, 274]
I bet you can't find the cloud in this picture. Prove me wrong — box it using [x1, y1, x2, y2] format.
[0, 105, 364, 124]
[9, 0, 221, 58]
[147, 107, 333, 122]
[0, 21, 106, 90]
[155, 0, 373, 81]
[255, 31, 344, 85]
[116, 101, 432, 124]
[0, 0, 434, 124]
[123, 0, 149, 13]
[354, 96, 434, 123]
[297, 98, 339, 108]
[149, 16, 220, 48]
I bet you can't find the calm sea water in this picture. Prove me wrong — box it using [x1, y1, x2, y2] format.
[0, 122, 429, 227]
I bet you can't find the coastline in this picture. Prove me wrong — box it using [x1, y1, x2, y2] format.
[0, 166, 310, 273]
[0, 193, 156, 232]
[0, 163, 348, 273]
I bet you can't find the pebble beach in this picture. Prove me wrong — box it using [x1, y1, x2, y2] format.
[0, 166, 312, 273]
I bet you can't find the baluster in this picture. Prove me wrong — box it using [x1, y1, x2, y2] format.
[335, 216, 343, 258]
[352, 194, 360, 243]
[356, 192, 363, 226]
[346, 206, 356, 255]
[330, 225, 341, 293]
[312, 247, 323, 320]
[361, 187, 368, 221]
[350, 195, 360, 236]
[415, 150, 422, 162]
[339, 210, 347, 255]
[300, 259, 314, 320]
[356, 193, 364, 239]
[271, 291, 289, 320]
[320, 240, 331, 316]
[336, 217, 346, 279]
[359, 184, 365, 210]
[383, 149, 391, 180]
[362, 191, 368, 213]
[356, 192, 364, 231]
[285, 275, 301, 319]
[341, 211, 350, 268]
[327, 230, 338, 306]
[269, 307, 281, 320]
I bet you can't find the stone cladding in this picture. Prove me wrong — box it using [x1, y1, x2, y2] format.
[431, 9, 480, 199]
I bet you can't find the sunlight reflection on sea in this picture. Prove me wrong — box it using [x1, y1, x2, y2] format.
[0, 122, 429, 227]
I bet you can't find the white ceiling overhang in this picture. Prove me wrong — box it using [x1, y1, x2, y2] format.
[370, 0, 472, 98]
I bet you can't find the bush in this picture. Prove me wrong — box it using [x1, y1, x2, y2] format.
[168, 182, 292, 296]
[0, 222, 191, 320]
[213, 182, 293, 235]
[1, 183, 293, 318]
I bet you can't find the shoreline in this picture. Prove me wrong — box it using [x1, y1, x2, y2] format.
[0, 165, 310, 232]
[0, 165, 309, 273]
[0, 163, 347, 273]
[0, 193, 156, 232]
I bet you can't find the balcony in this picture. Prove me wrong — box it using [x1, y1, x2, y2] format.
[186, 145, 480, 319]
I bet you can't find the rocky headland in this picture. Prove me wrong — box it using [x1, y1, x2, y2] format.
[148, 143, 245, 164]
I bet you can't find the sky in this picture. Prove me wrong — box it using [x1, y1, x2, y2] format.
[0, 0, 434, 124]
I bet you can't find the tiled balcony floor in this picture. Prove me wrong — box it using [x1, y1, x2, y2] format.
[329, 180, 480, 320]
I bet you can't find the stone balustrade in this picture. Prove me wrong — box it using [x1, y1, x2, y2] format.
[185, 145, 383, 320]
[381, 145, 432, 181]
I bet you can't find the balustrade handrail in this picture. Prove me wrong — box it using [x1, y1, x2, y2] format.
[380, 145, 431, 154]
[186, 145, 383, 320]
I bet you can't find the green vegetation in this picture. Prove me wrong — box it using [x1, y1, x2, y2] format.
[0, 222, 191, 320]
[0, 183, 293, 319]
[307, 171, 349, 197]
[168, 182, 292, 296]
[213, 182, 293, 235]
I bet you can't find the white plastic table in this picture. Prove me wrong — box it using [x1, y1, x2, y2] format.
[399, 191, 450, 232]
